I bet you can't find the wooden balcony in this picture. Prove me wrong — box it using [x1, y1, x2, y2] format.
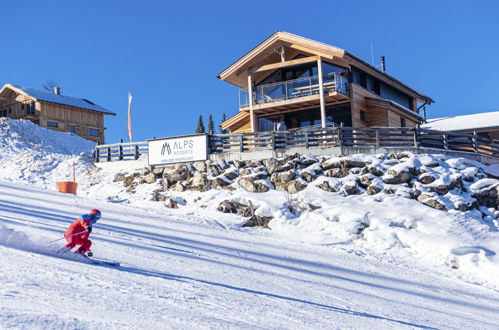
[239, 73, 350, 115]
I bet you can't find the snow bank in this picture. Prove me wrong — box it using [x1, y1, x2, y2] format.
[0, 118, 95, 188]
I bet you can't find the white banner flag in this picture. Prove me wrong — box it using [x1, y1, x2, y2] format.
[127, 92, 133, 142]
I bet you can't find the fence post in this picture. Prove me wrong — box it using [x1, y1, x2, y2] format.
[135, 145, 140, 160]
[443, 134, 448, 150]
[119, 145, 124, 160]
[472, 131, 478, 153]
[413, 129, 419, 148]
[271, 132, 276, 150]
[239, 135, 244, 153]
[337, 127, 342, 147]
[93, 148, 99, 163]
[305, 131, 309, 148]
[107, 147, 111, 162]
[375, 130, 380, 148]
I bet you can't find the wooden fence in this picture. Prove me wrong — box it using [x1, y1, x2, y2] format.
[93, 127, 499, 162]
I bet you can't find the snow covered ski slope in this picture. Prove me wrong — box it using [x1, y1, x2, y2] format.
[1, 181, 498, 329]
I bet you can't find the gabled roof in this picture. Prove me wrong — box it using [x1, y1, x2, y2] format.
[421, 111, 499, 132]
[218, 31, 433, 103]
[0, 84, 115, 115]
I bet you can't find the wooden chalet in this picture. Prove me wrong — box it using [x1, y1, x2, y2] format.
[0, 84, 115, 144]
[219, 32, 433, 133]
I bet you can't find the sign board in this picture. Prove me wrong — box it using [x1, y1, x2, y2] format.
[148, 134, 207, 166]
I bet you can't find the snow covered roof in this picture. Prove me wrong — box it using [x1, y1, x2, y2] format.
[421, 111, 499, 132]
[2, 84, 115, 115]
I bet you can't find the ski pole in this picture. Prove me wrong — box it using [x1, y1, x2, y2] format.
[48, 230, 88, 244]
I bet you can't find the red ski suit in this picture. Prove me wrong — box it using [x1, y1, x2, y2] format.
[65, 218, 92, 253]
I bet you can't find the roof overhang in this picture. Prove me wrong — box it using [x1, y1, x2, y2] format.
[217, 31, 433, 103]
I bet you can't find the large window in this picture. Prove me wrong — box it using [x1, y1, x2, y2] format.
[258, 58, 347, 86]
[258, 103, 352, 131]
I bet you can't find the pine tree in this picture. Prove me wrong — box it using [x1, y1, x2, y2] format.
[195, 115, 205, 133]
[207, 114, 215, 135]
[220, 113, 228, 134]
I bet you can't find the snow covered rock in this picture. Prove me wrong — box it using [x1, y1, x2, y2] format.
[417, 193, 447, 211]
[237, 177, 269, 193]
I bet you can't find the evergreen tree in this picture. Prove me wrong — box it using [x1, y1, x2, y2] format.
[220, 113, 228, 134]
[207, 114, 215, 135]
[195, 115, 205, 133]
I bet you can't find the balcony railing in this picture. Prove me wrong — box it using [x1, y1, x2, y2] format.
[239, 72, 348, 107]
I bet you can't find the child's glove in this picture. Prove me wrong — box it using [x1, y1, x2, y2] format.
[85, 225, 92, 233]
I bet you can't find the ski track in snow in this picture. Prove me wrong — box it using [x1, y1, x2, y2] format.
[1, 181, 499, 329]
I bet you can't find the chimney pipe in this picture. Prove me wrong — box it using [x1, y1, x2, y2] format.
[53, 86, 61, 95]
[380, 56, 386, 72]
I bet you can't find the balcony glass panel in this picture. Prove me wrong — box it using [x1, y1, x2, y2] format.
[238, 72, 348, 107]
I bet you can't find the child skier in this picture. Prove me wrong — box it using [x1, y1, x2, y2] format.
[64, 209, 101, 257]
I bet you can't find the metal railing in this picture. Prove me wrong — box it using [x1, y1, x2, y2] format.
[93, 127, 499, 163]
[239, 72, 348, 107]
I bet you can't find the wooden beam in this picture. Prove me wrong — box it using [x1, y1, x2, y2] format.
[287, 44, 335, 60]
[251, 56, 320, 74]
[248, 74, 255, 132]
[318, 58, 326, 128]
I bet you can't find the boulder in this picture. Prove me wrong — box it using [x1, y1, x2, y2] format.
[207, 164, 222, 176]
[472, 182, 499, 208]
[300, 171, 317, 183]
[233, 160, 246, 168]
[318, 181, 337, 193]
[144, 173, 156, 184]
[217, 200, 248, 215]
[343, 183, 361, 195]
[299, 202, 321, 212]
[191, 172, 210, 191]
[367, 185, 382, 195]
[359, 174, 374, 188]
[383, 168, 413, 184]
[270, 170, 296, 184]
[165, 165, 191, 183]
[324, 168, 347, 178]
[300, 156, 318, 167]
[124, 176, 135, 187]
[368, 167, 384, 177]
[237, 177, 269, 193]
[263, 159, 281, 175]
[172, 182, 186, 192]
[243, 215, 273, 229]
[223, 169, 239, 180]
[274, 162, 293, 173]
[211, 177, 231, 189]
[418, 173, 436, 184]
[151, 192, 167, 202]
[192, 161, 207, 172]
[165, 198, 179, 209]
[247, 160, 263, 168]
[240, 168, 252, 176]
[286, 180, 308, 194]
[383, 188, 396, 194]
[417, 194, 447, 211]
[152, 167, 164, 175]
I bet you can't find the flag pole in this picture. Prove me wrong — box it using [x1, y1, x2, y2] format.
[127, 91, 133, 143]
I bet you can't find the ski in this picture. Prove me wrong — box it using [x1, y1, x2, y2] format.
[80, 254, 121, 267]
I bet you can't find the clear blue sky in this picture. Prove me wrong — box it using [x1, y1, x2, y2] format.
[2, 0, 498, 143]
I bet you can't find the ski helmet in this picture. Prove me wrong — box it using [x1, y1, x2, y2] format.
[90, 209, 102, 220]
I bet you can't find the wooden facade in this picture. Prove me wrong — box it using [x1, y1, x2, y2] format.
[219, 32, 432, 133]
[0, 84, 115, 144]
